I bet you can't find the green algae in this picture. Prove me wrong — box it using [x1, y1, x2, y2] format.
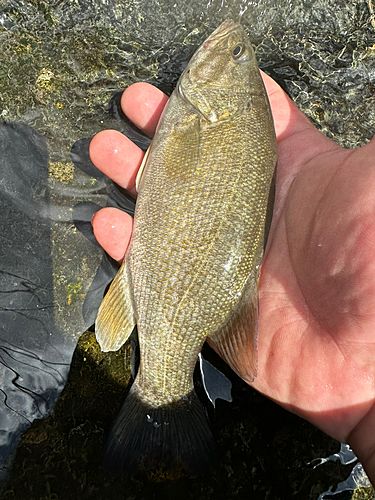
[352, 488, 375, 499]
[1, 0, 374, 158]
[0, 4, 158, 162]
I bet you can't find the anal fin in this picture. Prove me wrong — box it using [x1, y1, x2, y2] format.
[95, 258, 136, 352]
[209, 276, 259, 383]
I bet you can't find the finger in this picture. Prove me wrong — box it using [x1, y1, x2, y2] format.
[121, 82, 169, 137]
[260, 70, 340, 207]
[92, 207, 133, 263]
[89, 130, 142, 198]
[261, 71, 315, 141]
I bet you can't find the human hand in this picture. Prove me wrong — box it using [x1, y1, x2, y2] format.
[89, 74, 375, 483]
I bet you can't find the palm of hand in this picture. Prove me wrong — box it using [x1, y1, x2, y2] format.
[257, 119, 375, 445]
[89, 75, 375, 455]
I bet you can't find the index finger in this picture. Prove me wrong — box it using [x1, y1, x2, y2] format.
[121, 82, 169, 137]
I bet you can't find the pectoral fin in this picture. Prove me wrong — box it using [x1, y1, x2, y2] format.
[95, 258, 136, 352]
[209, 276, 259, 383]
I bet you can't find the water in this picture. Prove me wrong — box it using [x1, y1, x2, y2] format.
[0, 0, 374, 497]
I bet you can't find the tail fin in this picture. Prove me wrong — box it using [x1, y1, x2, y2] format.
[103, 385, 218, 476]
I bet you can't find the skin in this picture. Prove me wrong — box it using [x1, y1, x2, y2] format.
[89, 75, 375, 484]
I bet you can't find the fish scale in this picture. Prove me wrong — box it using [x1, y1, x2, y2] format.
[95, 19, 277, 474]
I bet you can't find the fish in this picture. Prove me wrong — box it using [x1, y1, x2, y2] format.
[95, 18, 277, 475]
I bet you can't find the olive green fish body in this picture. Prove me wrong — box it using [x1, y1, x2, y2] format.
[132, 95, 275, 402]
[95, 19, 277, 474]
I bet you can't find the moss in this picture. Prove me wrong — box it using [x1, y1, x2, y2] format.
[49, 161, 75, 184]
[352, 487, 375, 499]
[64, 281, 84, 306]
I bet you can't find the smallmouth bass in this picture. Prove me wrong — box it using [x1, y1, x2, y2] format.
[95, 19, 277, 474]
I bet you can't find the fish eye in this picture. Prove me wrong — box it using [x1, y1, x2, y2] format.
[232, 43, 246, 60]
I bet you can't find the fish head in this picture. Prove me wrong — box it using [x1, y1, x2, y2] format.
[177, 19, 258, 123]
